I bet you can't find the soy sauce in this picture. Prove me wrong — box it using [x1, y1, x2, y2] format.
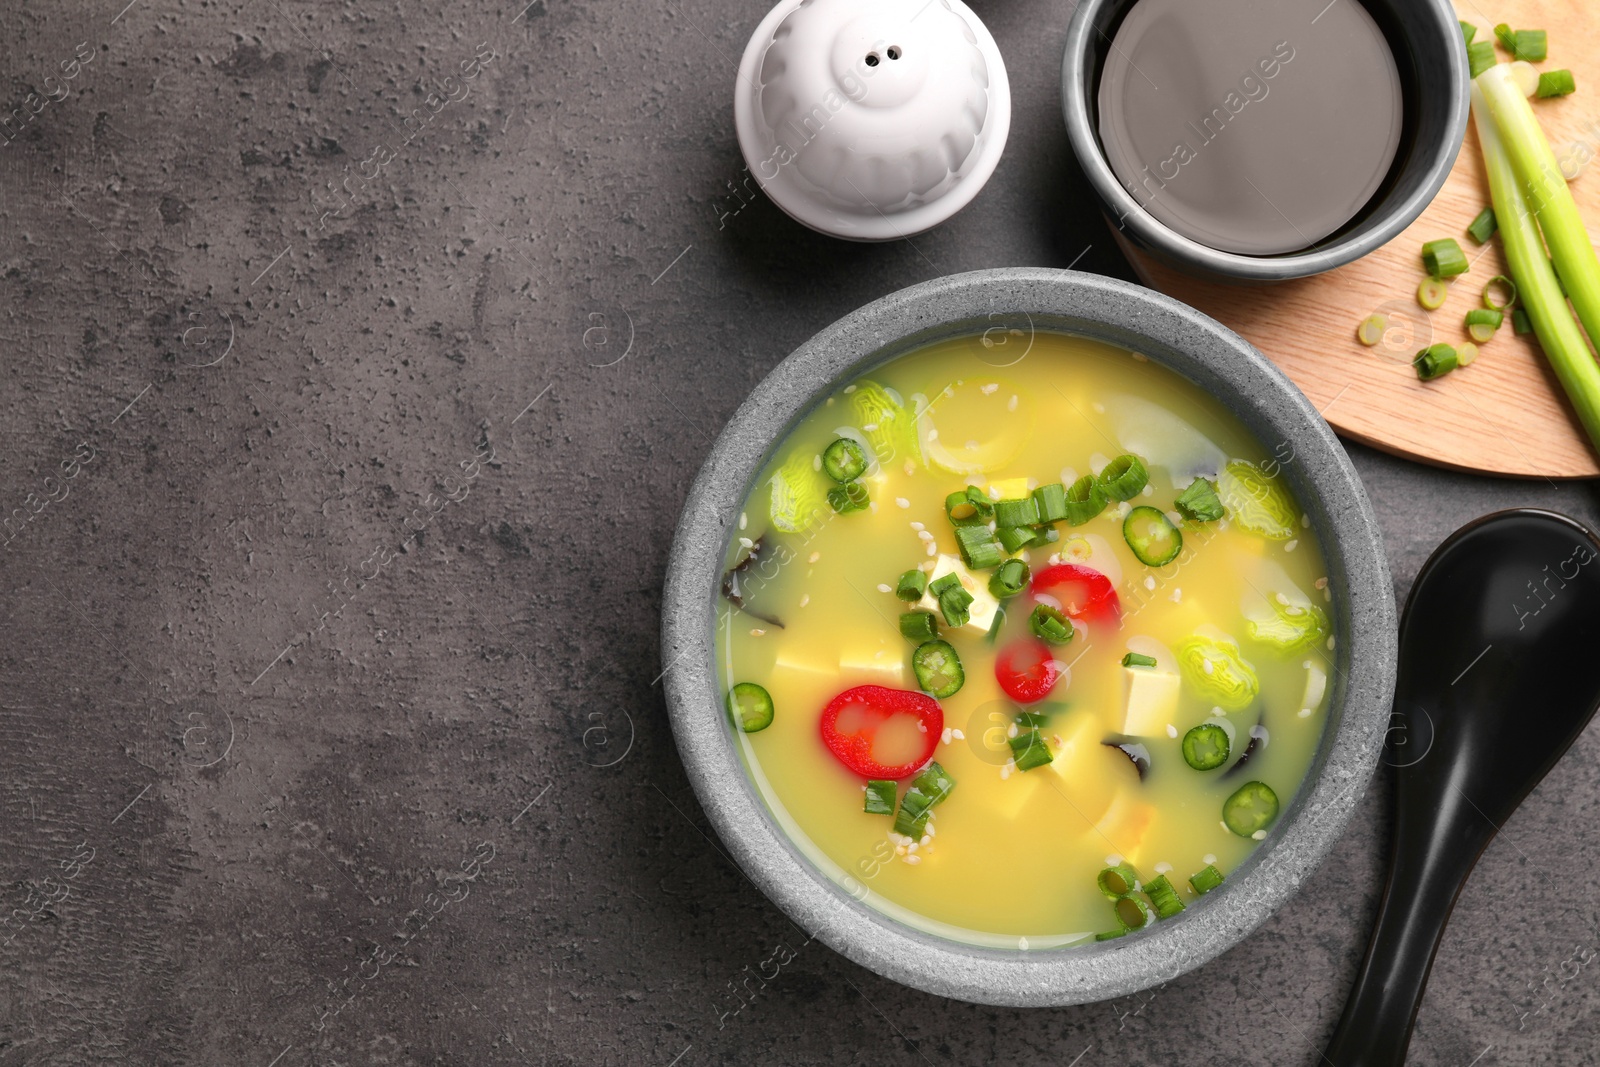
[1097, 0, 1404, 256]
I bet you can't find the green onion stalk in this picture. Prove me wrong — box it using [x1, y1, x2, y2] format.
[1472, 73, 1600, 453]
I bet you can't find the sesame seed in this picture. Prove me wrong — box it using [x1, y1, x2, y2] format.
[799, 594, 810, 607]
[1285, 539, 1299, 552]
[941, 727, 952, 745]
[1169, 588, 1182, 602]
[1252, 830, 1267, 841]
[917, 530, 934, 541]
[1202, 659, 1215, 675]
[925, 824, 936, 837]
[1105, 854, 1122, 866]
[1203, 854, 1216, 865]
[927, 429, 939, 442]
[895, 845, 906, 856]
[895, 497, 910, 509]
[1007, 395, 1018, 412]
[919, 834, 931, 846]
[925, 543, 936, 556]
[1326, 636, 1337, 650]
[1142, 484, 1153, 497]
[1298, 707, 1313, 718]
[1154, 862, 1172, 874]
[903, 460, 916, 476]
[1007, 723, 1019, 738]
[750, 628, 765, 637]
[863, 423, 879, 432]
[980, 383, 998, 395]
[907, 842, 919, 853]
[1315, 576, 1328, 589]
[812, 455, 822, 472]
[919, 561, 936, 572]
[739, 512, 747, 531]
[739, 536, 754, 550]
[1166, 724, 1178, 738]
[904, 854, 922, 865]
[1092, 402, 1106, 413]
[910, 521, 926, 531]
[808, 551, 821, 563]
[1302, 513, 1311, 528]
[844, 384, 857, 394]
[1144, 576, 1156, 590]
[1019, 936, 1030, 950]
[951, 729, 964, 740]
[876, 583, 892, 594]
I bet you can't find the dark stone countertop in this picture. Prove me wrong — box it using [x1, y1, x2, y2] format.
[1, 2, 1596, 1064]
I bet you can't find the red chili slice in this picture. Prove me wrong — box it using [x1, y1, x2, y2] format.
[1030, 562, 1121, 625]
[818, 685, 943, 780]
[995, 639, 1063, 704]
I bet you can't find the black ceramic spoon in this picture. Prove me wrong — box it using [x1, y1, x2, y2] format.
[1324, 509, 1600, 1065]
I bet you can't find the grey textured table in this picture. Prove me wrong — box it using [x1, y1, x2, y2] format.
[2, 2, 1598, 1064]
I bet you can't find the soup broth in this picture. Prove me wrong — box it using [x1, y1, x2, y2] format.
[716, 332, 1336, 946]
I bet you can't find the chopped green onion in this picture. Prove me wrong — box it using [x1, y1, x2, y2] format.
[1174, 477, 1225, 522]
[911, 760, 956, 804]
[1097, 862, 1140, 899]
[1113, 894, 1152, 932]
[1189, 864, 1225, 895]
[1356, 313, 1387, 346]
[938, 586, 973, 628]
[1417, 277, 1450, 310]
[1538, 69, 1576, 98]
[993, 497, 1039, 527]
[1097, 454, 1149, 501]
[1474, 71, 1600, 453]
[1094, 928, 1128, 942]
[827, 482, 869, 513]
[944, 487, 993, 526]
[1512, 29, 1547, 62]
[1181, 723, 1231, 770]
[893, 788, 934, 837]
[1121, 652, 1158, 668]
[864, 780, 896, 816]
[821, 437, 867, 482]
[1467, 207, 1498, 244]
[1015, 710, 1050, 729]
[995, 525, 1035, 554]
[1145, 875, 1186, 919]
[1484, 275, 1517, 310]
[1458, 342, 1480, 367]
[1062, 474, 1108, 525]
[1460, 20, 1476, 44]
[1465, 307, 1503, 342]
[898, 610, 939, 642]
[1422, 238, 1470, 279]
[984, 606, 1006, 644]
[955, 525, 1004, 570]
[988, 558, 1030, 599]
[912, 639, 964, 698]
[895, 569, 928, 601]
[1123, 505, 1183, 566]
[1468, 40, 1498, 79]
[1493, 22, 1516, 51]
[1414, 343, 1459, 381]
[1512, 307, 1533, 334]
[928, 573, 961, 597]
[1222, 780, 1281, 837]
[1008, 729, 1054, 771]
[1028, 603, 1074, 644]
[727, 682, 775, 732]
[1031, 525, 1059, 548]
[1031, 482, 1068, 524]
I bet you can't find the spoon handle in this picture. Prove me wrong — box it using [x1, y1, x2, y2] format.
[1323, 796, 1495, 1065]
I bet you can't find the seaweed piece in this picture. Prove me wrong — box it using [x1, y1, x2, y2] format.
[1224, 716, 1268, 778]
[720, 535, 785, 629]
[1102, 735, 1151, 780]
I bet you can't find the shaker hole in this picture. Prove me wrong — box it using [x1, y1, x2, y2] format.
[865, 52, 879, 66]
[887, 46, 901, 60]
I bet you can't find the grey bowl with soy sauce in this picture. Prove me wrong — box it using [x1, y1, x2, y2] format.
[1061, 0, 1469, 283]
[661, 269, 1397, 1006]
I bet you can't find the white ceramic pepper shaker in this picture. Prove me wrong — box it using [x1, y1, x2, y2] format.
[733, 0, 1011, 241]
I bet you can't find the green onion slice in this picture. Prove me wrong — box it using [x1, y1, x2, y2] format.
[955, 524, 1004, 570]
[993, 497, 1040, 528]
[895, 569, 928, 601]
[1008, 729, 1055, 771]
[1493, 22, 1516, 51]
[929, 573, 961, 597]
[912, 639, 964, 698]
[1512, 307, 1533, 335]
[1097, 862, 1140, 899]
[1181, 723, 1231, 770]
[864, 780, 896, 815]
[1189, 864, 1225, 895]
[1356, 313, 1387, 347]
[1457, 342, 1480, 367]
[937, 586, 973, 628]
[995, 525, 1035, 554]
[1121, 652, 1158, 668]
[1513, 29, 1547, 62]
[1123, 505, 1182, 566]
[898, 610, 939, 642]
[1414, 343, 1459, 381]
[1465, 307, 1503, 343]
[1483, 275, 1517, 310]
[1460, 20, 1476, 44]
[1094, 928, 1128, 941]
[1422, 238, 1470, 279]
[1113, 894, 1153, 932]
[944, 487, 993, 526]
[1468, 40, 1497, 79]
[1063, 474, 1108, 525]
[1145, 874, 1186, 919]
[1174, 477, 1225, 522]
[911, 760, 956, 804]
[988, 558, 1030, 599]
[827, 482, 869, 513]
[1467, 207, 1498, 244]
[1417, 277, 1450, 310]
[727, 682, 775, 732]
[1538, 69, 1576, 98]
[1032, 483, 1069, 524]
[893, 788, 934, 838]
[1098, 454, 1149, 501]
[1222, 780, 1281, 837]
[821, 437, 867, 482]
[1028, 603, 1074, 644]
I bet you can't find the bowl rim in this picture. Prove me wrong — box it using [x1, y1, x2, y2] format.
[661, 268, 1397, 1006]
[1059, 0, 1469, 282]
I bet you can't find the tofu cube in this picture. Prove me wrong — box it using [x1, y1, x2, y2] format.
[917, 554, 1001, 637]
[839, 645, 907, 689]
[1121, 667, 1181, 736]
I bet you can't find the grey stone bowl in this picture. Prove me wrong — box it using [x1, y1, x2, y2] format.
[661, 269, 1397, 1006]
[1061, 0, 1468, 283]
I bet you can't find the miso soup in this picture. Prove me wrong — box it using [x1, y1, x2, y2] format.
[716, 332, 1335, 947]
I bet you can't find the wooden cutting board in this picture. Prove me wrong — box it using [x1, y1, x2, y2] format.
[1123, 0, 1600, 479]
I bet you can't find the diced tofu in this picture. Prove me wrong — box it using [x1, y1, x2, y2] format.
[839, 645, 907, 689]
[1047, 710, 1125, 829]
[1093, 792, 1156, 867]
[917, 554, 1001, 636]
[971, 770, 1047, 821]
[1121, 668, 1180, 736]
[987, 476, 1032, 500]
